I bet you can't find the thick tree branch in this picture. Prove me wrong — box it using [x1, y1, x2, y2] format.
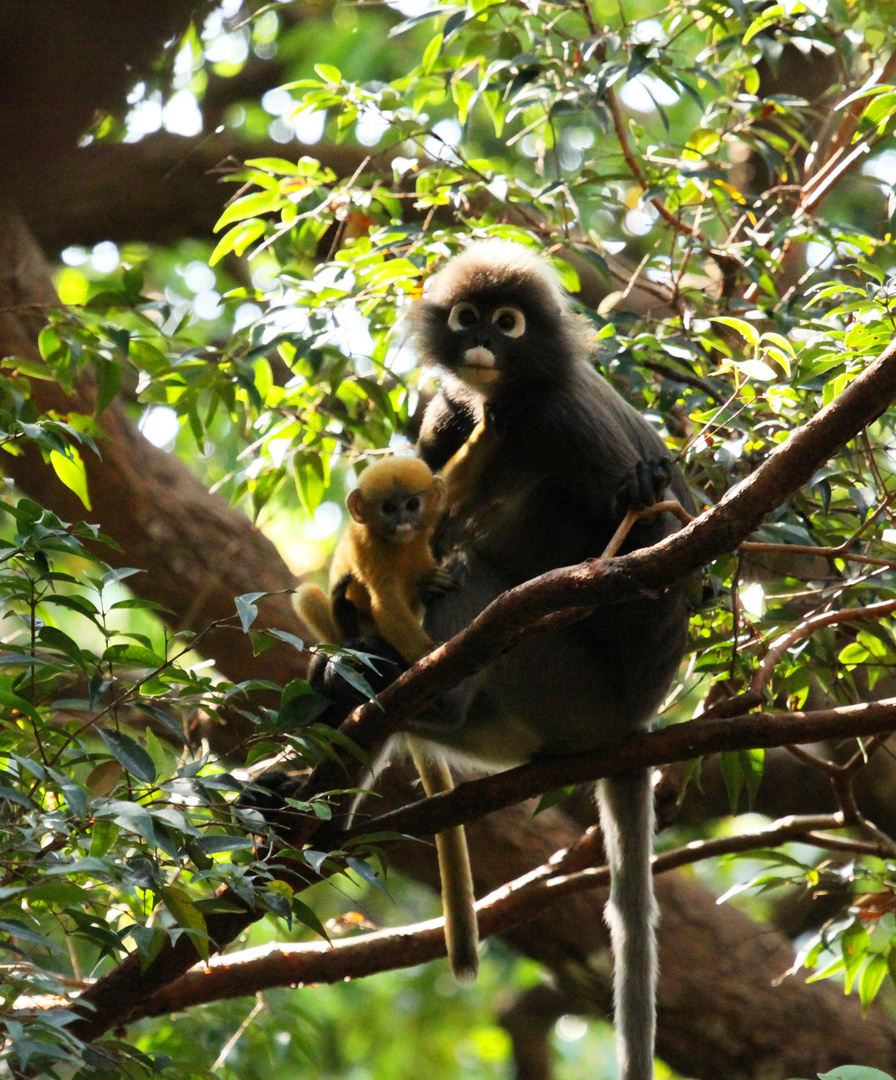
[0, 210, 310, 724]
[288, 332, 896, 822]
[131, 808, 873, 1015]
[25, 131, 391, 254]
[350, 700, 896, 842]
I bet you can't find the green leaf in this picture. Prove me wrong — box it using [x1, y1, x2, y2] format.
[421, 32, 443, 75]
[346, 856, 391, 898]
[38, 625, 85, 664]
[49, 449, 91, 510]
[534, 786, 575, 814]
[215, 190, 283, 230]
[291, 896, 331, 941]
[197, 834, 255, 853]
[143, 727, 169, 781]
[329, 658, 378, 702]
[89, 818, 120, 858]
[720, 750, 744, 813]
[93, 355, 122, 415]
[235, 591, 268, 632]
[159, 885, 209, 962]
[0, 918, 66, 953]
[210, 219, 267, 265]
[98, 729, 156, 784]
[102, 643, 166, 668]
[859, 953, 888, 1011]
[109, 598, 173, 614]
[313, 63, 342, 84]
[711, 316, 760, 348]
[841, 921, 870, 993]
[817, 1069, 896, 1080]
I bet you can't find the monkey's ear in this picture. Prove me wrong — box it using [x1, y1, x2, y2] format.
[346, 488, 366, 523]
[431, 475, 446, 508]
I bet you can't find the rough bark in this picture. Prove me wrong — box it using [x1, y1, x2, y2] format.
[0, 209, 309, 754]
[2, 7, 896, 1077]
[135, 766, 896, 1078]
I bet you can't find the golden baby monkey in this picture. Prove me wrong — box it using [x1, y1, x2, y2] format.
[295, 457, 447, 661]
[295, 456, 480, 980]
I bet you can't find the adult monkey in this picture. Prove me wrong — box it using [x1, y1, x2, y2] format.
[405, 239, 694, 1080]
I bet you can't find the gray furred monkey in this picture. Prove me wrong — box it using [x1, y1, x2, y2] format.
[407, 239, 693, 1080]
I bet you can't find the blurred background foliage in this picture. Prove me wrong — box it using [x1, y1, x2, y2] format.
[2, 0, 896, 1076]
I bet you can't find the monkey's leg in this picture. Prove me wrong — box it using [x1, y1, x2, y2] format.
[596, 768, 657, 1080]
[330, 572, 362, 638]
[306, 636, 406, 728]
[407, 738, 480, 982]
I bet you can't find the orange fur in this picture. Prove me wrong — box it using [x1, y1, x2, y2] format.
[295, 457, 445, 663]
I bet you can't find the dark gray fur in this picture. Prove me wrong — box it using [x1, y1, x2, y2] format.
[410, 240, 693, 1080]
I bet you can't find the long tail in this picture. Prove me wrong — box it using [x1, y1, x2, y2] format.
[408, 741, 480, 981]
[596, 769, 658, 1080]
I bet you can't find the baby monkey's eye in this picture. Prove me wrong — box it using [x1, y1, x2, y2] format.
[492, 307, 526, 338]
[381, 500, 397, 514]
[448, 302, 479, 331]
[406, 496, 421, 512]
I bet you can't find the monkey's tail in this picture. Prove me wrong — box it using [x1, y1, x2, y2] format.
[408, 740, 480, 982]
[293, 583, 340, 644]
[596, 769, 657, 1080]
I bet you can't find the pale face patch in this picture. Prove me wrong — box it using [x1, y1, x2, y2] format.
[463, 346, 495, 368]
[460, 345, 500, 389]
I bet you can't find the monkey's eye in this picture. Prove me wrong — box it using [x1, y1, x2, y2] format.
[448, 302, 479, 331]
[406, 496, 421, 512]
[381, 500, 397, 515]
[492, 307, 526, 338]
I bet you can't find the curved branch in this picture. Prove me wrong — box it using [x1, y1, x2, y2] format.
[289, 330, 896, 824]
[131, 806, 878, 1016]
[353, 700, 896, 841]
[60, 326, 896, 1043]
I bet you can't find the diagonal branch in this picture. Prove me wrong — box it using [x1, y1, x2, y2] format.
[130, 806, 880, 1016]
[64, 330, 896, 1043]
[287, 330, 896, 825]
[351, 700, 896, 841]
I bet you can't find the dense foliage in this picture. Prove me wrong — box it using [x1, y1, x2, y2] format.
[2, 0, 896, 1077]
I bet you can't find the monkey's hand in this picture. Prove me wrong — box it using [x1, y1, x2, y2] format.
[611, 457, 673, 519]
[419, 565, 459, 602]
[235, 768, 310, 833]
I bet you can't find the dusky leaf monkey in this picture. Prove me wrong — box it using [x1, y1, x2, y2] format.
[308, 241, 692, 1074]
[294, 455, 480, 981]
[404, 239, 693, 1080]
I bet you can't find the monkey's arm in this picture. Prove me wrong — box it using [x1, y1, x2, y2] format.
[438, 415, 501, 509]
[417, 389, 479, 471]
[368, 587, 436, 664]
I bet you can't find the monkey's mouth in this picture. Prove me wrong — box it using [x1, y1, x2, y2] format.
[460, 347, 500, 387]
[462, 346, 495, 369]
[392, 524, 416, 543]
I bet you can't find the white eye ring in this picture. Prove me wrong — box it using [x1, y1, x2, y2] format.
[492, 307, 525, 338]
[448, 302, 479, 332]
